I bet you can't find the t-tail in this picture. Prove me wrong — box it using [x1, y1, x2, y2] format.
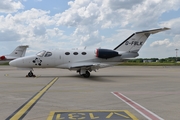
[8, 45, 29, 58]
[114, 27, 170, 53]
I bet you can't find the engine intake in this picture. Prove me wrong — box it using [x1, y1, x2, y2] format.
[96, 49, 119, 59]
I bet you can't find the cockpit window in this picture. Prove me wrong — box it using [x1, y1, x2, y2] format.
[44, 52, 52, 57]
[37, 50, 46, 57]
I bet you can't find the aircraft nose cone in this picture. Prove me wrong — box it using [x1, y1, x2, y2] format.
[9, 60, 15, 67]
[9, 58, 23, 67]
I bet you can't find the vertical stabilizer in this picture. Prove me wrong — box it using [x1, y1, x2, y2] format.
[114, 27, 170, 52]
[9, 45, 29, 58]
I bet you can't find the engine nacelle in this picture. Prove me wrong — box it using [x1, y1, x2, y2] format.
[0, 56, 6, 60]
[95, 49, 119, 59]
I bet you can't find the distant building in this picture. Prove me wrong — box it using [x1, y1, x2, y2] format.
[143, 60, 153, 63]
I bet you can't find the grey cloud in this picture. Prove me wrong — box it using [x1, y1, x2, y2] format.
[57, 2, 100, 27]
[33, 26, 46, 36]
[123, 1, 180, 28]
[1, 0, 180, 53]
[72, 26, 102, 46]
[159, 17, 180, 35]
[81, 33, 102, 46]
[108, 0, 143, 10]
[150, 39, 171, 47]
[0, 29, 20, 41]
[0, 0, 24, 13]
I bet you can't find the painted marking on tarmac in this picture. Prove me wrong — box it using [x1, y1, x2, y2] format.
[112, 92, 164, 120]
[6, 77, 59, 120]
[47, 110, 138, 120]
[4, 74, 9, 77]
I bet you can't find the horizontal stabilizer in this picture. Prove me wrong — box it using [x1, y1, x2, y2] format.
[135, 27, 170, 34]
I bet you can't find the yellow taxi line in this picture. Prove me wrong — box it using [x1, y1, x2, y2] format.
[6, 77, 59, 120]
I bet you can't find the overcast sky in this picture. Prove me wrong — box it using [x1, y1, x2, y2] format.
[0, 0, 180, 58]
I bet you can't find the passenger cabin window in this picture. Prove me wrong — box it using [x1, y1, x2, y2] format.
[82, 52, 87, 55]
[44, 52, 52, 57]
[65, 52, 70, 55]
[73, 52, 78, 55]
[37, 50, 46, 57]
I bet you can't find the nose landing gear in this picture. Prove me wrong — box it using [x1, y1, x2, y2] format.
[26, 71, 36, 77]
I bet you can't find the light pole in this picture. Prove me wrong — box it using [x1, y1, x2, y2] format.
[175, 49, 179, 62]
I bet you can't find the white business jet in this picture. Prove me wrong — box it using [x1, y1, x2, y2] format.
[0, 45, 29, 65]
[9, 28, 169, 78]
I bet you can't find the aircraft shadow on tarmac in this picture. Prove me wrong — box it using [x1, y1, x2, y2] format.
[18, 74, 155, 82]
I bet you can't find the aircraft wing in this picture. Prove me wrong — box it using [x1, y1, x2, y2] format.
[69, 62, 100, 71]
[68, 62, 116, 71]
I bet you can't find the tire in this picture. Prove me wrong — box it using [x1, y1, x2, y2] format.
[83, 71, 90, 78]
[28, 71, 33, 77]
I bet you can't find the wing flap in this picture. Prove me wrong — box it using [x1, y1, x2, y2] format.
[69, 62, 100, 71]
[68, 62, 117, 71]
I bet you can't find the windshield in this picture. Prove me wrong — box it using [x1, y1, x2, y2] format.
[44, 52, 52, 57]
[36, 50, 46, 57]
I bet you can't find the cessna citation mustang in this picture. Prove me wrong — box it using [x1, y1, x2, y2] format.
[10, 28, 169, 78]
[0, 45, 29, 65]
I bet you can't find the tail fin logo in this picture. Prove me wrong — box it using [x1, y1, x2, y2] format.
[125, 41, 143, 46]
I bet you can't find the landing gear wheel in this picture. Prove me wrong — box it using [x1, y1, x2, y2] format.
[77, 70, 82, 76]
[83, 71, 90, 78]
[26, 71, 36, 77]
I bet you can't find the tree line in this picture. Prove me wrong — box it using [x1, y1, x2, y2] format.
[127, 57, 180, 63]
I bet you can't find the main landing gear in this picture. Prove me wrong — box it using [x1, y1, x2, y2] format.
[82, 71, 90, 78]
[26, 71, 36, 77]
[77, 70, 91, 78]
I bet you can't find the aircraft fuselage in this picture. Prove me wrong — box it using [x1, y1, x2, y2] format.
[10, 49, 138, 70]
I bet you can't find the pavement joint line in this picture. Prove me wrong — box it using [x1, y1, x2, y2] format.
[6, 77, 59, 120]
[112, 92, 164, 120]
